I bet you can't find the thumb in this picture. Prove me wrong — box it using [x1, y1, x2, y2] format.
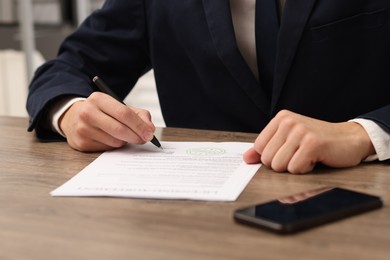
[243, 147, 261, 164]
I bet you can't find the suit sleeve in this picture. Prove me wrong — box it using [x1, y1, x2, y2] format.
[358, 105, 390, 133]
[26, 0, 151, 140]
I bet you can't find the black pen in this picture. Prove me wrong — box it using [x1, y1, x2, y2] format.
[92, 76, 163, 150]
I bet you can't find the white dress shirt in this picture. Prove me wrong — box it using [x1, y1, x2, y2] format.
[50, 0, 390, 161]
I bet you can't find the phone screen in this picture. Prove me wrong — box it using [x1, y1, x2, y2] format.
[234, 187, 383, 234]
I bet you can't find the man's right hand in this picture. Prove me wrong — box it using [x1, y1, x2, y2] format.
[59, 92, 156, 152]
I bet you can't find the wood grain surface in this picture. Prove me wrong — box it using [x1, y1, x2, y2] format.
[1, 116, 389, 260]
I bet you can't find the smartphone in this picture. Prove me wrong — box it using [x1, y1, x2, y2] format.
[234, 187, 383, 234]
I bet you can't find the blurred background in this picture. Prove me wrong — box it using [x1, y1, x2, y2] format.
[0, 0, 165, 127]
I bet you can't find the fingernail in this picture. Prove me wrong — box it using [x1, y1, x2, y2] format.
[143, 131, 153, 141]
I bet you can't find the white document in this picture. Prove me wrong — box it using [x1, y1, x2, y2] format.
[51, 142, 261, 201]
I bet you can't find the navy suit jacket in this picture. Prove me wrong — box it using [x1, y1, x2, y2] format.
[27, 0, 390, 139]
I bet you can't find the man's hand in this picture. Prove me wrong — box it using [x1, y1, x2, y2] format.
[243, 110, 375, 174]
[59, 92, 156, 152]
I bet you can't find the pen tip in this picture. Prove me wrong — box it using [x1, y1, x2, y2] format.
[151, 135, 163, 149]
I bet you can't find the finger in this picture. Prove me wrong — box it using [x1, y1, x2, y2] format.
[254, 110, 294, 153]
[90, 110, 148, 145]
[69, 138, 120, 152]
[131, 105, 152, 120]
[287, 147, 317, 174]
[90, 93, 155, 142]
[107, 103, 155, 142]
[243, 147, 261, 164]
[260, 129, 288, 167]
[269, 138, 300, 172]
[260, 115, 301, 168]
[77, 96, 151, 146]
[253, 120, 279, 155]
[68, 121, 127, 151]
[131, 106, 155, 129]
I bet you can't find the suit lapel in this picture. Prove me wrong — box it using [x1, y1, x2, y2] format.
[202, 0, 318, 116]
[202, 0, 271, 115]
[272, 0, 318, 113]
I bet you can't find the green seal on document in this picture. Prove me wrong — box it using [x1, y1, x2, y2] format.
[186, 147, 226, 156]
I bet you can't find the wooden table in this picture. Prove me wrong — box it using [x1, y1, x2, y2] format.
[1, 116, 389, 260]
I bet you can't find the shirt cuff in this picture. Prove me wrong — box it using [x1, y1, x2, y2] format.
[50, 97, 86, 137]
[350, 118, 390, 162]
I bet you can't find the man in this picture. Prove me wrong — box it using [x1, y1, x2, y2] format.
[27, 0, 390, 173]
